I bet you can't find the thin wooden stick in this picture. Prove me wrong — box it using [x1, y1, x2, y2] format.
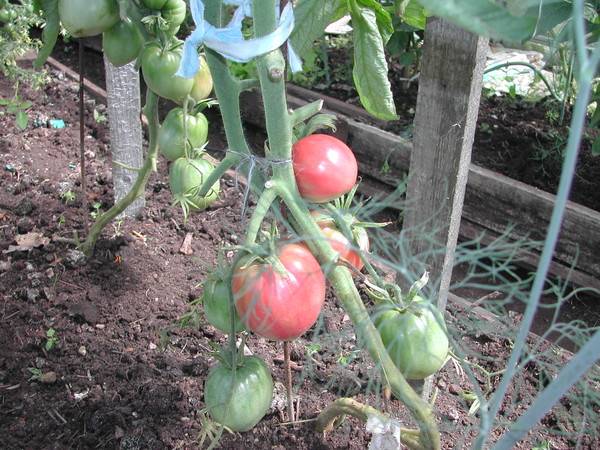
[78, 40, 89, 233]
[283, 341, 294, 422]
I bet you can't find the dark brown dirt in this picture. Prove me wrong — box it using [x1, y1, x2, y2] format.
[0, 51, 598, 449]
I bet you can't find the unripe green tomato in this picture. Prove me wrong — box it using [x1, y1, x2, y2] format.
[374, 297, 449, 380]
[190, 56, 214, 102]
[58, 0, 120, 38]
[142, 0, 167, 9]
[0, 8, 16, 23]
[204, 356, 273, 432]
[158, 108, 208, 161]
[161, 0, 186, 36]
[102, 20, 144, 67]
[141, 42, 194, 104]
[169, 157, 219, 212]
[202, 278, 245, 334]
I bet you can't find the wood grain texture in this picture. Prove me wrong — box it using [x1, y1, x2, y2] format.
[398, 18, 489, 311]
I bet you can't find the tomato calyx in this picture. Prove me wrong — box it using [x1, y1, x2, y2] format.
[213, 334, 249, 370]
[365, 272, 430, 312]
[235, 246, 289, 278]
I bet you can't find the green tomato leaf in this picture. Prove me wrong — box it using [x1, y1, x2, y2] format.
[290, 0, 346, 60]
[34, 0, 60, 69]
[16, 111, 28, 130]
[401, 0, 427, 30]
[592, 136, 600, 157]
[350, 0, 397, 121]
[415, 0, 570, 43]
[355, 0, 394, 44]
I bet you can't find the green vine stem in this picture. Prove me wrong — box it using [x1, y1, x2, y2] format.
[315, 397, 424, 450]
[80, 90, 160, 256]
[244, 184, 278, 246]
[249, 1, 440, 448]
[197, 2, 263, 197]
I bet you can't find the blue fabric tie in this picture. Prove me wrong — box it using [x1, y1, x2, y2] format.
[177, 0, 302, 79]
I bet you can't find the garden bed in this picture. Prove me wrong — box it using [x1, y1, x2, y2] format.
[1, 57, 599, 449]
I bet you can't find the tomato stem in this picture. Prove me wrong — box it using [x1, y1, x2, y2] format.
[244, 185, 278, 246]
[80, 89, 160, 255]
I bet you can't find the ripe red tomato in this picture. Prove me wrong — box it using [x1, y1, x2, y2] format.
[292, 134, 358, 203]
[232, 243, 326, 341]
[313, 217, 369, 271]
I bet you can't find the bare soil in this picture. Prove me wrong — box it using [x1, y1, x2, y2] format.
[0, 52, 598, 449]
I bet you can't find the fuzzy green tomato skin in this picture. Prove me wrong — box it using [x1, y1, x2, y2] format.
[161, 0, 186, 35]
[58, 0, 120, 38]
[203, 278, 245, 334]
[204, 356, 273, 432]
[158, 108, 208, 161]
[374, 298, 449, 380]
[141, 42, 194, 104]
[169, 157, 219, 211]
[142, 0, 167, 9]
[102, 20, 144, 67]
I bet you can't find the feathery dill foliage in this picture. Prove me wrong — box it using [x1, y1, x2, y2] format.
[285, 181, 600, 446]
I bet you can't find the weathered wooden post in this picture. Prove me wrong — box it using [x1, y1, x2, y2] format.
[400, 18, 488, 394]
[104, 57, 144, 217]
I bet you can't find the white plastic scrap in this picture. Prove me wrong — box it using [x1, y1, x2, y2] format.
[325, 15, 352, 35]
[483, 46, 554, 97]
[366, 414, 402, 450]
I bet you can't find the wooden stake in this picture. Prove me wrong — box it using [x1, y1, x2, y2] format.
[283, 341, 294, 422]
[78, 40, 88, 233]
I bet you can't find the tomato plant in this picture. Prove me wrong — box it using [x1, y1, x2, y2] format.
[204, 355, 273, 432]
[158, 108, 208, 161]
[102, 20, 144, 67]
[292, 134, 358, 203]
[141, 41, 194, 104]
[202, 275, 245, 334]
[169, 157, 220, 217]
[58, 0, 120, 38]
[232, 242, 326, 341]
[374, 297, 449, 380]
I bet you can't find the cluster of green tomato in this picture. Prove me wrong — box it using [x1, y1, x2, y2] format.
[57, 0, 219, 217]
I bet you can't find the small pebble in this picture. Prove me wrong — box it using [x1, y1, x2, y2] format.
[78, 345, 87, 357]
[95, 324, 105, 330]
[448, 383, 461, 395]
[40, 371, 57, 384]
[148, 342, 157, 350]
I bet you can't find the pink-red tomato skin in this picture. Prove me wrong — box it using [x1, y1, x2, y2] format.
[319, 225, 369, 271]
[292, 134, 358, 203]
[232, 243, 326, 341]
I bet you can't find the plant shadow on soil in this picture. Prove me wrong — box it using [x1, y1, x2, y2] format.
[0, 45, 597, 449]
